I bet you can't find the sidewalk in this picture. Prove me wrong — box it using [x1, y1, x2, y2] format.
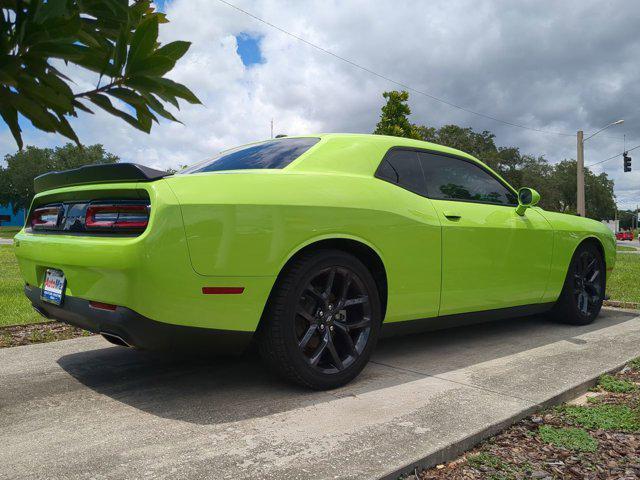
[1, 308, 639, 479]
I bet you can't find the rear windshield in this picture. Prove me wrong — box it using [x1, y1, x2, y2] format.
[181, 137, 320, 174]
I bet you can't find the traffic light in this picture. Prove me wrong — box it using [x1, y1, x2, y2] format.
[624, 152, 632, 172]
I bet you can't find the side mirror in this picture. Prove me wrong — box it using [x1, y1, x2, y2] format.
[515, 187, 540, 216]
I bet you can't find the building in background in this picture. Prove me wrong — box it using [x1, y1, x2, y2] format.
[0, 204, 25, 227]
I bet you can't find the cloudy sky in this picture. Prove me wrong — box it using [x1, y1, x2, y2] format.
[1, 0, 639, 208]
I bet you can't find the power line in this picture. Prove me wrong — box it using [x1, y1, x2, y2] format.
[217, 0, 583, 138]
[587, 144, 640, 167]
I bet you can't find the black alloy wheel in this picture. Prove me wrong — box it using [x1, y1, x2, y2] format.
[296, 266, 372, 374]
[553, 242, 605, 325]
[573, 249, 603, 317]
[258, 249, 382, 389]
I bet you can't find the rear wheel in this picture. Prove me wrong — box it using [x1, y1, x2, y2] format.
[258, 249, 382, 389]
[553, 242, 605, 325]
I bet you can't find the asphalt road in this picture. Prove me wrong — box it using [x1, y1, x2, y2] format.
[1, 309, 639, 479]
[617, 240, 639, 248]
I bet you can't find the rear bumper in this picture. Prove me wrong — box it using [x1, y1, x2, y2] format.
[25, 285, 253, 353]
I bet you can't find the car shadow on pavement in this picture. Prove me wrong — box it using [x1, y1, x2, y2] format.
[56, 309, 638, 425]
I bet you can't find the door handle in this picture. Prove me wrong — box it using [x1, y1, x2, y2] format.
[443, 211, 462, 220]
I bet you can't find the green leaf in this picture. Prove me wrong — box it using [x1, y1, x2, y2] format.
[72, 99, 94, 114]
[154, 41, 191, 61]
[127, 77, 180, 108]
[0, 100, 23, 150]
[76, 28, 104, 49]
[0, 61, 18, 87]
[33, 0, 69, 23]
[126, 15, 158, 72]
[153, 90, 180, 109]
[27, 42, 88, 61]
[16, 73, 73, 112]
[154, 77, 201, 104]
[106, 87, 146, 107]
[55, 113, 80, 145]
[88, 93, 149, 132]
[39, 69, 75, 99]
[125, 76, 180, 108]
[9, 93, 60, 132]
[141, 92, 179, 122]
[128, 76, 200, 104]
[128, 54, 175, 77]
[112, 25, 129, 74]
[134, 104, 154, 131]
[71, 51, 117, 76]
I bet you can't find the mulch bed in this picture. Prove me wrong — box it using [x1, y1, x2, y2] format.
[415, 363, 640, 480]
[0, 321, 93, 348]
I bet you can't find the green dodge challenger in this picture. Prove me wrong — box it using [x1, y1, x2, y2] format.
[15, 134, 616, 389]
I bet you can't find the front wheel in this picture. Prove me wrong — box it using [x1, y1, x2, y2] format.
[258, 249, 382, 390]
[552, 242, 605, 325]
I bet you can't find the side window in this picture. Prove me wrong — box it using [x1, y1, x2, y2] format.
[418, 152, 517, 205]
[376, 149, 427, 195]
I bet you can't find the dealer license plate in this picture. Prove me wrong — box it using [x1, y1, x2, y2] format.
[42, 269, 66, 305]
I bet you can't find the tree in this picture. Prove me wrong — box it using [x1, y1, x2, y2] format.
[373, 90, 420, 139]
[0, 0, 201, 149]
[550, 160, 615, 219]
[372, 90, 618, 220]
[0, 143, 118, 212]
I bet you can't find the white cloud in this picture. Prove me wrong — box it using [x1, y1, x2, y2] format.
[2, 0, 639, 207]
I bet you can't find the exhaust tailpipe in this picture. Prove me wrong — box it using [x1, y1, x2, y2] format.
[100, 332, 132, 348]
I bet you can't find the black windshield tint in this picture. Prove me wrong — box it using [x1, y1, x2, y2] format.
[183, 138, 319, 173]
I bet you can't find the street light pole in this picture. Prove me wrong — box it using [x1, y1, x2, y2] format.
[577, 130, 585, 216]
[576, 119, 624, 217]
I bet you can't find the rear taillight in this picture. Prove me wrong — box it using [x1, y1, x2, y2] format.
[85, 203, 150, 232]
[30, 205, 62, 230]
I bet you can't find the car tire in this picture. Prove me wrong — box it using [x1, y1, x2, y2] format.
[258, 249, 382, 390]
[552, 242, 605, 325]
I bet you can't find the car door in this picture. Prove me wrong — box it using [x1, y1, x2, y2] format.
[375, 149, 442, 321]
[417, 151, 554, 316]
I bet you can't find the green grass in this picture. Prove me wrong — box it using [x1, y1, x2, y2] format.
[467, 452, 509, 470]
[559, 404, 640, 432]
[616, 245, 637, 252]
[467, 452, 518, 480]
[0, 245, 41, 327]
[598, 374, 637, 393]
[0, 226, 20, 239]
[607, 253, 640, 304]
[538, 425, 598, 452]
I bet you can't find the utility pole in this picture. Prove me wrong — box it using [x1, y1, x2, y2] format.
[577, 130, 585, 216]
[576, 120, 624, 218]
[270, 119, 274, 139]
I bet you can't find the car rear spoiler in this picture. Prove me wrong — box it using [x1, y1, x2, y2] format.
[34, 163, 171, 194]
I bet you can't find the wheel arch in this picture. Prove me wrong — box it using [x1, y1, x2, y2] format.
[571, 235, 608, 289]
[262, 236, 389, 324]
[578, 235, 605, 259]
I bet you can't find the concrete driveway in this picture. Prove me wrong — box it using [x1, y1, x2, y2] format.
[1, 309, 639, 480]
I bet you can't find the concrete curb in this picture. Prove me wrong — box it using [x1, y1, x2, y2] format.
[379, 358, 634, 480]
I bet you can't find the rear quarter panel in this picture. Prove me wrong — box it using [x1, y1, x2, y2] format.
[165, 172, 443, 323]
[14, 181, 274, 331]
